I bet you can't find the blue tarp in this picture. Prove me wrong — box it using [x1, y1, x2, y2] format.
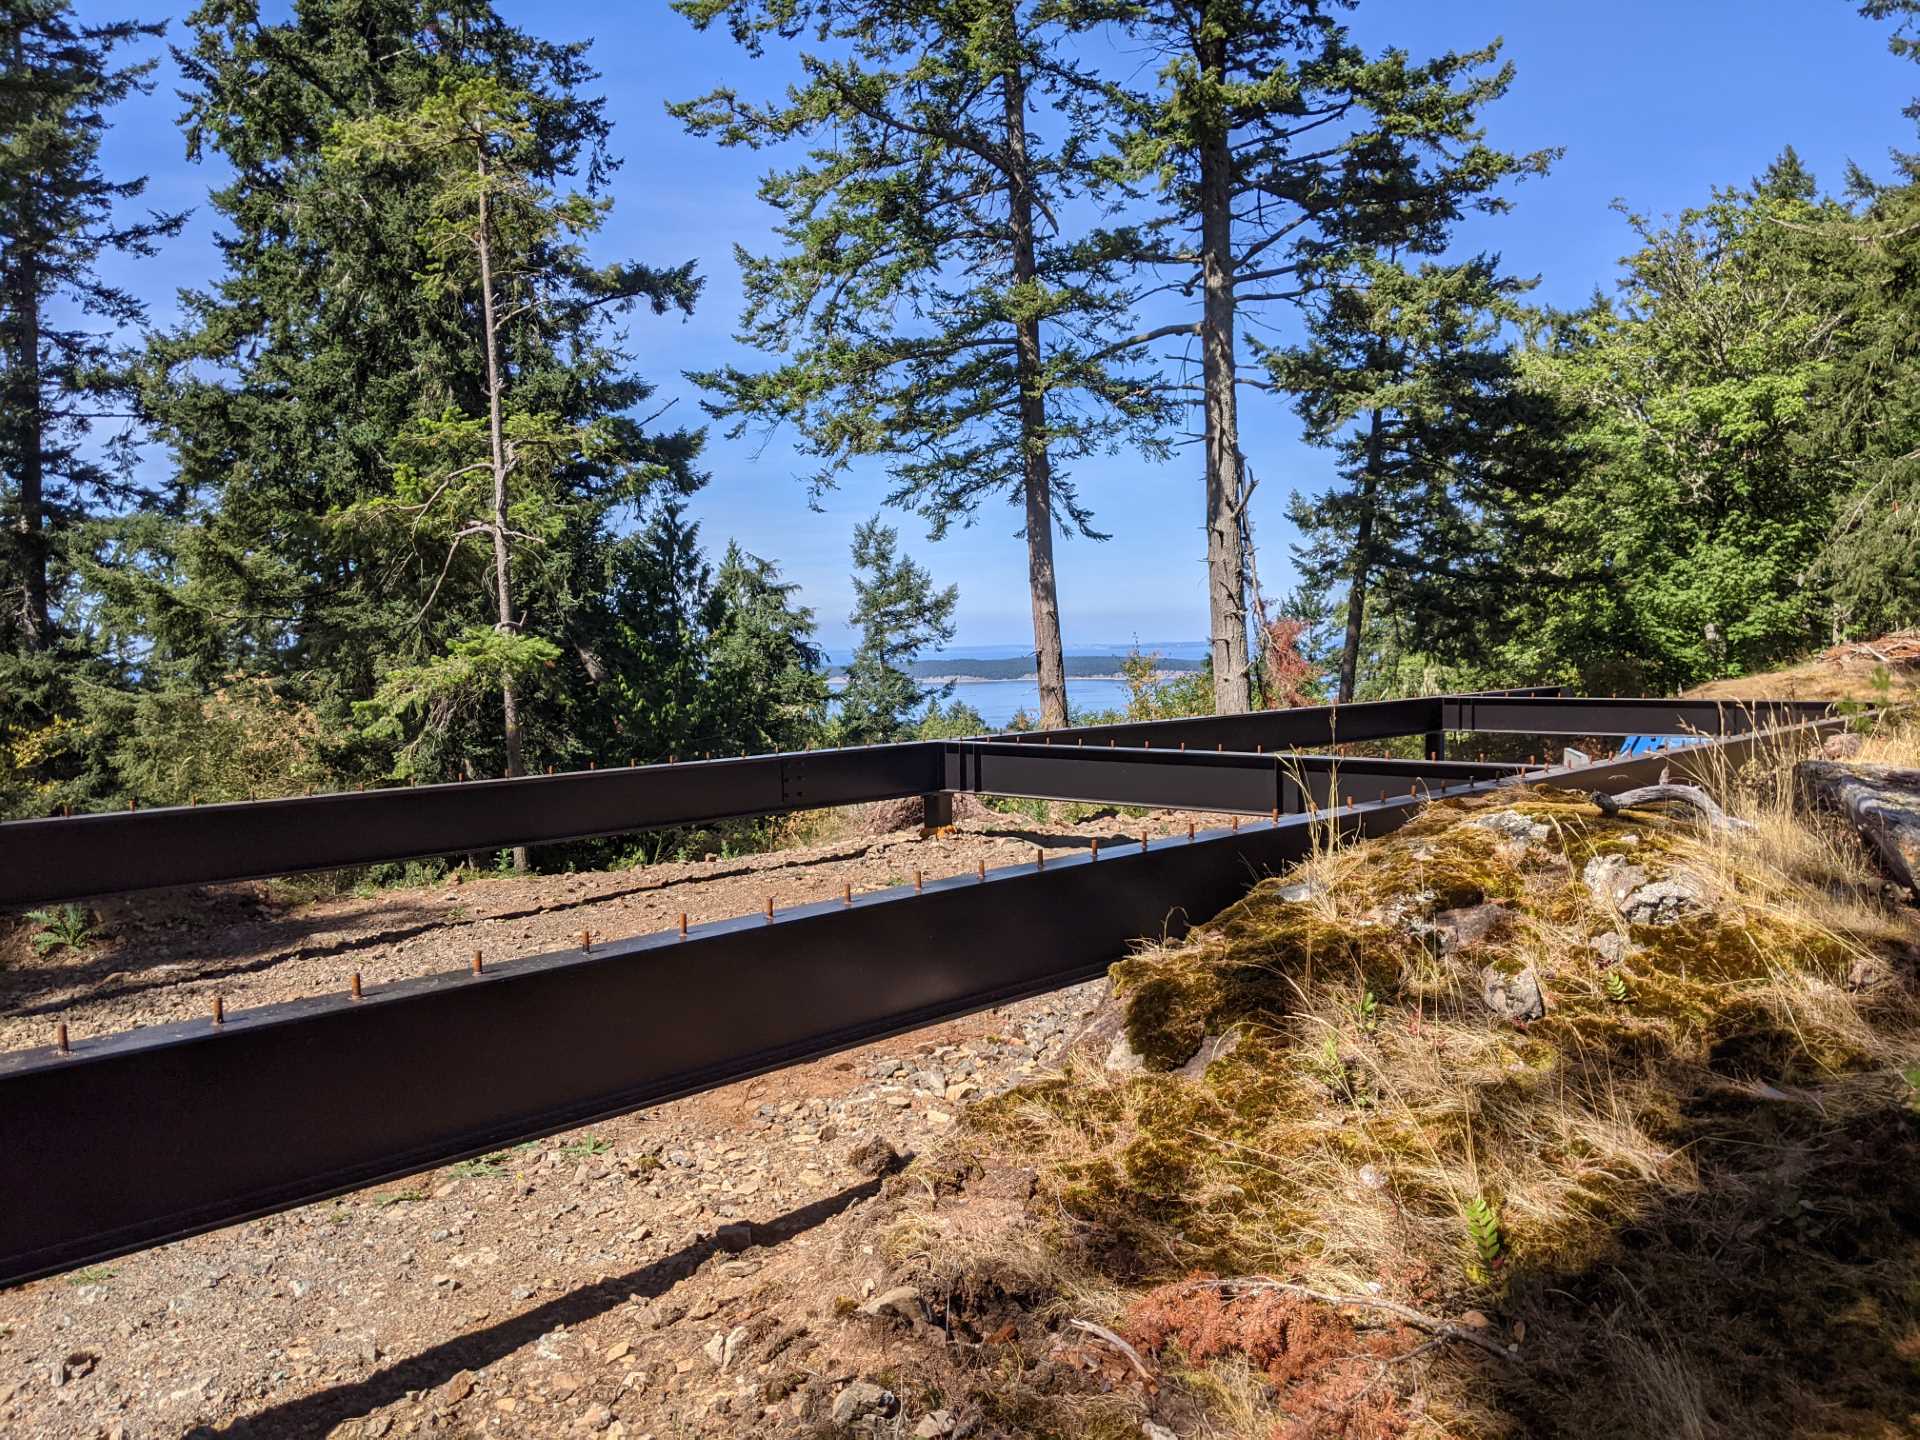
[1616, 734, 1710, 758]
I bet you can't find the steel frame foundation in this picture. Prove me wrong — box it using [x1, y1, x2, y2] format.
[0, 690, 1846, 1286]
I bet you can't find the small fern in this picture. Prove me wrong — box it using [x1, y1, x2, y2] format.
[26, 904, 97, 957]
[1902, 1064, 1920, 1113]
[1604, 970, 1630, 1004]
[1465, 1193, 1504, 1273]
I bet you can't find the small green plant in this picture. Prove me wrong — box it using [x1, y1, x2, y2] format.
[375, 1188, 427, 1208]
[26, 904, 97, 957]
[1313, 1032, 1344, 1087]
[1901, 1064, 1920, 1113]
[1354, 989, 1378, 1034]
[452, 1152, 511, 1179]
[559, 1135, 611, 1159]
[1837, 669, 1894, 734]
[1604, 971, 1631, 1004]
[65, 1265, 114, 1286]
[1465, 1193, 1504, 1277]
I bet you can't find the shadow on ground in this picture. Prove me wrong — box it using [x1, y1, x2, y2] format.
[201, 1176, 887, 1439]
[1470, 1094, 1920, 1438]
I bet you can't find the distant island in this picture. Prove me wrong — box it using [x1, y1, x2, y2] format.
[829, 654, 1207, 682]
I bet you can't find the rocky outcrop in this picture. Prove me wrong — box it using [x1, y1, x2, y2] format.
[1582, 855, 1705, 926]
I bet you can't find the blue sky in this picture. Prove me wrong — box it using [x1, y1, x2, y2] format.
[75, 0, 1920, 649]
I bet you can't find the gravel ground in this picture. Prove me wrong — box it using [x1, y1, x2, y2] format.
[0, 805, 1208, 1439]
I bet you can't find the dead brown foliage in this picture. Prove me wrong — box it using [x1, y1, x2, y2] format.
[1128, 1279, 1417, 1440]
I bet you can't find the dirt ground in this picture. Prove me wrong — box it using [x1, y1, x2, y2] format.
[0, 803, 1216, 1439]
[1687, 629, 1920, 702]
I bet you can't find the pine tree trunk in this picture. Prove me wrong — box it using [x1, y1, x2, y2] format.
[1196, 39, 1250, 715]
[1000, 53, 1068, 730]
[7, 39, 50, 655]
[1337, 409, 1385, 705]
[476, 150, 528, 870]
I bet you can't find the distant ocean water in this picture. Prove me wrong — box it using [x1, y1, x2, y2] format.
[823, 640, 1208, 730]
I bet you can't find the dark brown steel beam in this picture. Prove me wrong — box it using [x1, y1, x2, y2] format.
[0, 707, 1849, 1288]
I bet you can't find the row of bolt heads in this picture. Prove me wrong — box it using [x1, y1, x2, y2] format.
[45, 804, 1359, 1057]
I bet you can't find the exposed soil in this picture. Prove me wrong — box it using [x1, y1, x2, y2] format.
[1687, 629, 1920, 702]
[0, 803, 1224, 1439]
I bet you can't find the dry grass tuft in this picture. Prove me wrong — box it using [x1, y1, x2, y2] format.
[897, 712, 1920, 1439]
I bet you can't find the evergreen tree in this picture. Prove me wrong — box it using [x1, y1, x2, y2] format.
[1517, 168, 1850, 687]
[1812, 4, 1920, 635]
[1096, 1, 1550, 713]
[588, 507, 827, 764]
[1269, 254, 1555, 701]
[699, 542, 830, 755]
[139, 1, 704, 788]
[673, 0, 1168, 730]
[0, 1, 183, 817]
[836, 517, 956, 745]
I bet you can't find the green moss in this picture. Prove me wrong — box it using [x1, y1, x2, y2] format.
[924, 784, 1920, 1439]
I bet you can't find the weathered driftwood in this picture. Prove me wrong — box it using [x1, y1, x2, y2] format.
[1590, 783, 1756, 834]
[1795, 761, 1920, 897]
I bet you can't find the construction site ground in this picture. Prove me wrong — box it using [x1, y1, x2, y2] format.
[0, 803, 1217, 1440]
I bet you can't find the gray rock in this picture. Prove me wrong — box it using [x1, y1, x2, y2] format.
[1823, 731, 1866, 761]
[1275, 878, 1325, 903]
[1468, 810, 1551, 846]
[1584, 853, 1705, 925]
[1431, 902, 1510, 955]
[1619, 876, 1704, 926]
[915, 1410, 957, 1438]
[1174, 1029, 1242, 1081]
[831, 1380, 897, 1426]
[1583, 854, 1648, 908]
[1103, 1029, 1147, 1075]
[1481, 964, 1545, 1023]
[857, 1285, 922, 1322]
[1587, 932, 1629, 966]
[1064, 980, 1152, 1073]
[1848, 955, 1895, 991]
[715, 1222, 754, 1253]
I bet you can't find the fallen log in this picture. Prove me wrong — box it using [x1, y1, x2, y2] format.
[1590, 783, 1756, 834]
[1794, 761, 1920, 898]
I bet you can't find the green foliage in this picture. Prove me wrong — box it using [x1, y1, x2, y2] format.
[1604, 970, 1631, 1005]
[1900, 1063, 1920, 1113]
[675, 0, 1177, 725]
[1464, 1192, 1504, 1273]
[138, 0, 704, 790]
[1354, 989, 1378, 1034]
[916, 700, 989, 742]
[675, 0, 1166, 531]
[1118, 649, 1213, 723]
[25, 903, 96, 957]
[1094, 2, 1552, 711]
[1273, 255, 1570, 700]
[109, 675, 334, 805]
[834, 518, 958, 746]
[356, 629, 564, 779]
[0, 3, 184, 811]
[1508, 161, 1852, 689]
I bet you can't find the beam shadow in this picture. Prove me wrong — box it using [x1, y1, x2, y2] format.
[202, 1175, 889, 1439]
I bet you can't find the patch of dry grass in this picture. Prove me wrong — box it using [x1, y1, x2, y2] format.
[894, 714, 1920, 1439]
